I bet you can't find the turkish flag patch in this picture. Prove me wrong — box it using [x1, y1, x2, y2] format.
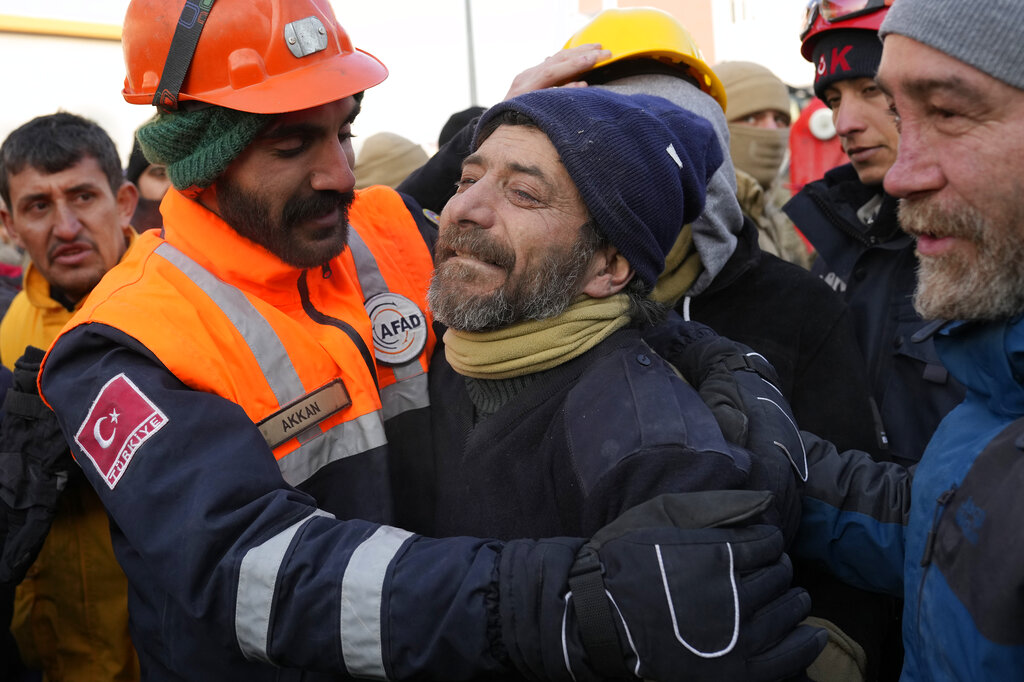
[74, 373, 169, 489]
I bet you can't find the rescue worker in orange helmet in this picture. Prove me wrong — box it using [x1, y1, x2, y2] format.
[26, 1, 822, 679]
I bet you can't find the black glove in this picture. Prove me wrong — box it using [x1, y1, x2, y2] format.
[499, 491, 827, 682]
[0, 346, 76, 585]
[645, 317, 807, 482]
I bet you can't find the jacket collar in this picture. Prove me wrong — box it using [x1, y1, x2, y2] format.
[937, 316, 1024, 417]
[22, 227, 137, 313]
[786, 162, 907, 249]
[159, 189, 320, 305]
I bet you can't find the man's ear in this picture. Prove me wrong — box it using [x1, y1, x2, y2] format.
[0, 204, 25, 250]
[117, 180, 139, 228]
[581, 244, 634, 298]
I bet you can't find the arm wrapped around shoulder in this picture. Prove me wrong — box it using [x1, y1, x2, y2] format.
[498, 490, 827, 681]
[645, 317, 807, 482]
[645, 317, 808, 544]
[0, 346, 77, 585]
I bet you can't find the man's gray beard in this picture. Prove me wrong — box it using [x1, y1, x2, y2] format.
[899, 198, 1024, 321]
[428, 234, 598, 332]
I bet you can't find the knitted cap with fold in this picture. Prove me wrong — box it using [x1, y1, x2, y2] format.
[714, 61, 790, 122]
[354, 132, 428, 189]
[879, 0, 1024, 91]
[475, 88, 723, 290]
[135, 106, 272, 194]
[811, 30, 883, 100]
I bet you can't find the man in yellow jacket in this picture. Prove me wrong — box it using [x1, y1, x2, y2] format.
[0, 111, 140, 681]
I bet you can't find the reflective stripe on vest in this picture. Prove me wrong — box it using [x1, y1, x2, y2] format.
[277, 410, 386, 485]
[155, 242, 306, 413]
[340, 525, 414, 679]
[347, 230, 430, 418]
[236, 508, 335, 663]
[153, 242, 390, 486]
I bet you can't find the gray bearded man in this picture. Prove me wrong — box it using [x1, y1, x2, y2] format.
[792, 0, 1024, 678]
[423, 87, 804, 563]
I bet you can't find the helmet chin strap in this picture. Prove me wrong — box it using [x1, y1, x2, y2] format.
[153, 0, 218, 111]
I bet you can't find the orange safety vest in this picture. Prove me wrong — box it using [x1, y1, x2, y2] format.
[47, 186, 436, 491]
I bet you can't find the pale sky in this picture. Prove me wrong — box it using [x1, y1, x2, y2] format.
[0, 0, 814, 164]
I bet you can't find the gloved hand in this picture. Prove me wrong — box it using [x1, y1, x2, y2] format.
[0, 346, 76, 585]
[499, 491, 827, 682]
[644, 317, 807, 482]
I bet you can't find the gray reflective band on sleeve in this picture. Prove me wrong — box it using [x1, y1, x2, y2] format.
[391, 360, 424, 382]
[380, 372, 429, 422]
[235, 508, 335, 663]
[346, 229, 388, 299]
[155, 243, 305, 407]
[340, 525, 414, 679]
[277, 410, 387, 486]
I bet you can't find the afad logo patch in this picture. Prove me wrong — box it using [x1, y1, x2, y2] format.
[74, 373, 169, 489]
[365, 292, 427, 365]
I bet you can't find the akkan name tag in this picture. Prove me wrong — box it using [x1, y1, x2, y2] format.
[257, 379, 351, 450]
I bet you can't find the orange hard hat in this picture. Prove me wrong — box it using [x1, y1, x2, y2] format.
[121, 0, 387, 114]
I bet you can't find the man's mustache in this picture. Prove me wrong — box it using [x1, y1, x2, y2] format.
[436, 224, 515, 271]
[899, 196, 982, 242]
[283, 190, 354, 228]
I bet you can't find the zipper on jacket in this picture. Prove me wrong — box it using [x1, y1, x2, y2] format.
[868, 397, 891, 453]
[920, 485, 957, 568]
[297, 270, 379, 390]
[915, 484, 957, 652]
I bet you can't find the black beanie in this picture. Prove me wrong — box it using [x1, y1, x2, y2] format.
[125, 137, 150, 186]
[812, 29, 883, 100]
[439, 106, 485, 148]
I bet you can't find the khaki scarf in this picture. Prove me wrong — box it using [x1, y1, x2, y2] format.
[444, 295, 631, 379]
[444, 225, 701, 379]
[651, 225, 702, 307]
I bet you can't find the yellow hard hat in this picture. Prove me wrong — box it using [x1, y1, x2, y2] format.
[564, 7, 727, 111]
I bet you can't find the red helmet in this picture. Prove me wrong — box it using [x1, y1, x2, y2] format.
[799, 0, 893, 61]
[122, 0, 387, 113]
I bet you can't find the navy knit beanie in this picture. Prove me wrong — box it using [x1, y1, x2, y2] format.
[474, 88, 723, 290]
[812, 29, 883, 100]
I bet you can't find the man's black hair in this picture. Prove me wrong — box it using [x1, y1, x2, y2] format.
[0, 111, 123, 208]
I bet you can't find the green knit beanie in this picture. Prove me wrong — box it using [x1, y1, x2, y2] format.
[135, 106, 273, 194]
